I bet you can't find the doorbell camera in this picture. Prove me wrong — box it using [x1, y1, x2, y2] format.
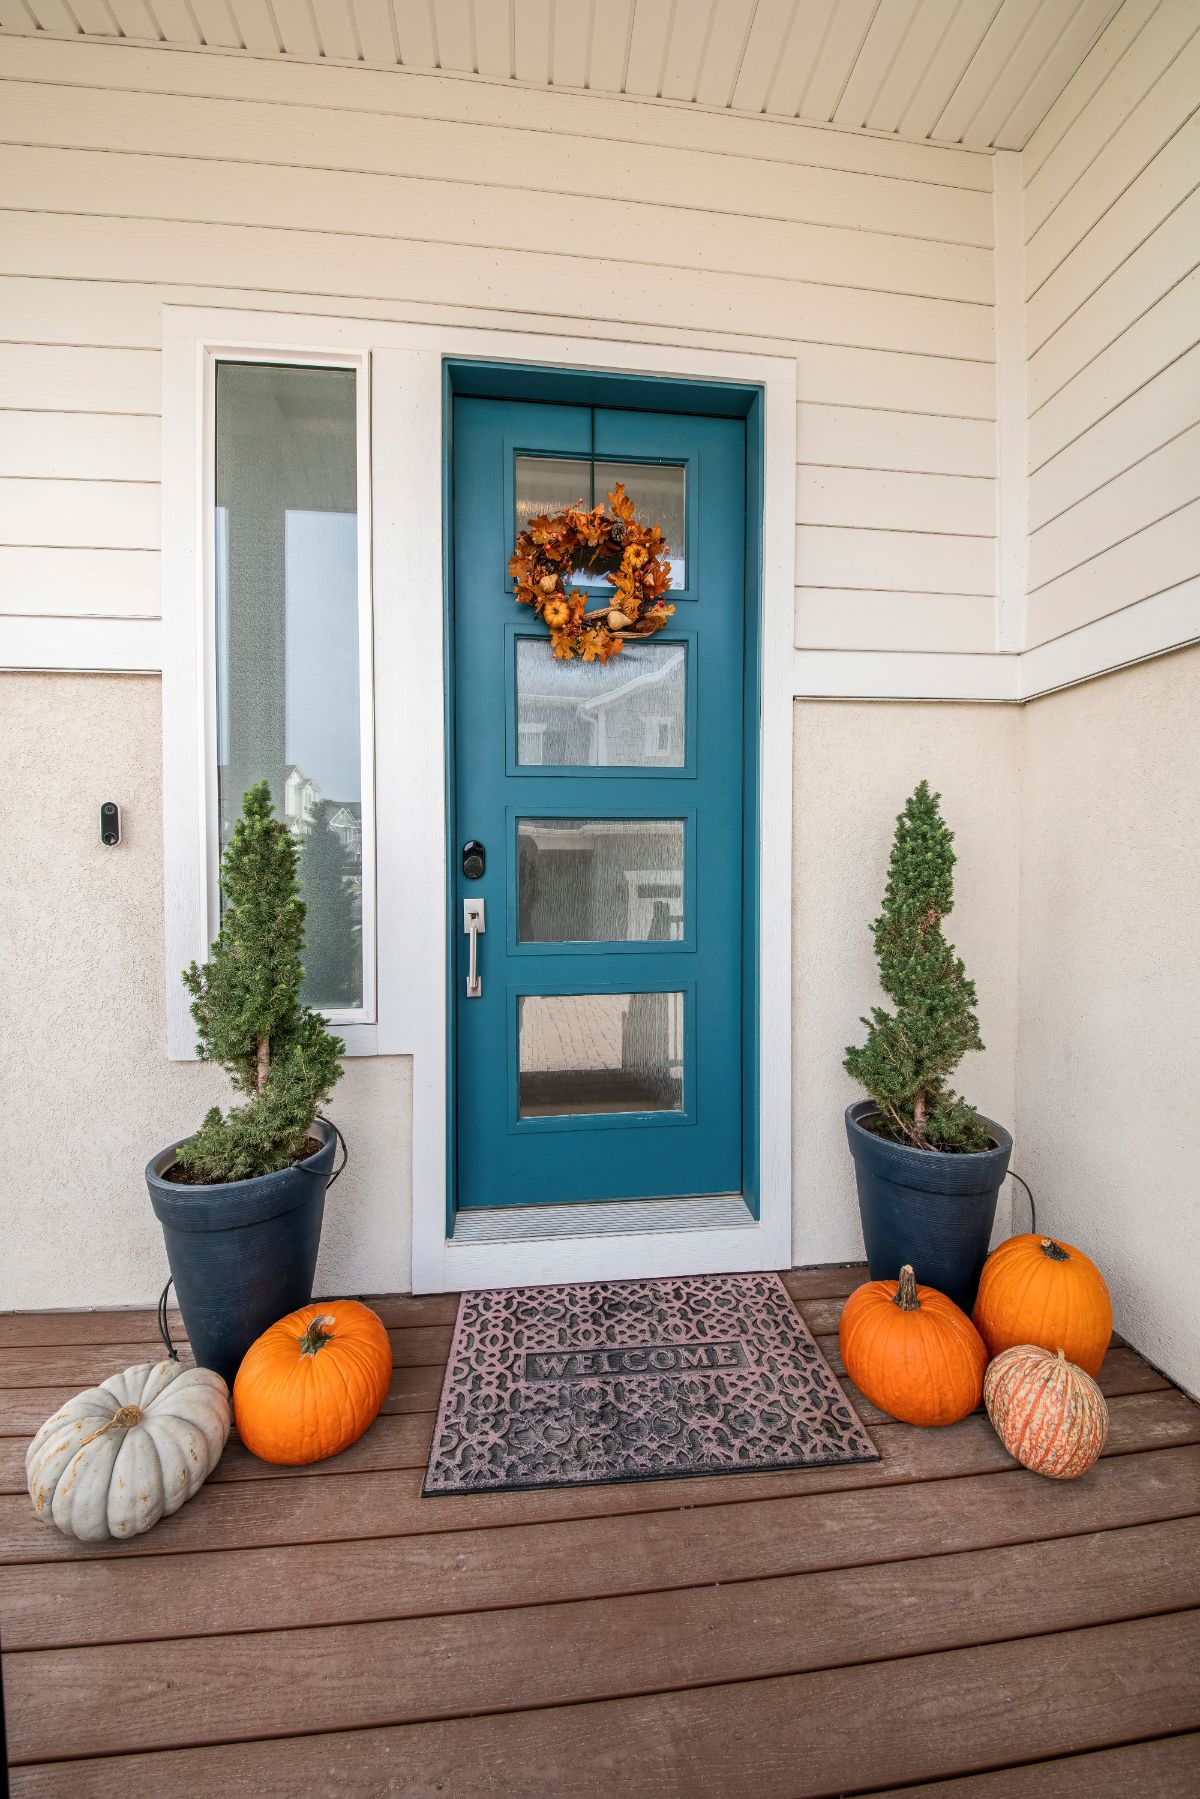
[100, 801, 121, 847]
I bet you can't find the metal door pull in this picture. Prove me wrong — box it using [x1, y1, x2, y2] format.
[463, 898, 486, 998]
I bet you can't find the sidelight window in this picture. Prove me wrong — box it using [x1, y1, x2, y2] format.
[213, 359, 374, 1020]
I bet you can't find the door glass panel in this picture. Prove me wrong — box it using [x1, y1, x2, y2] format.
[515, 455, 685, 587]
[518, 819, 684, 943]
[518, 992, 684, 1117]
[515, 638, 686, 767]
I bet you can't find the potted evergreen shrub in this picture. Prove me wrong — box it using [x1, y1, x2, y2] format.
[146, 782, 344, 1384]
[843, 780, 1011, 1313]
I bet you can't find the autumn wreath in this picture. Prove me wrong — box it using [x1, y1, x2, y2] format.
[508, 482, 675, 663]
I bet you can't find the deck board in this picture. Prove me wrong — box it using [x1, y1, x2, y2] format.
[9, 1616, 1199, 1797]
[0, 1333, 1161, 1437]
[8, 1519, 1200, 1763]
[1, 1269, 1197, 1795]
[864, 1733, 1200, 1794]
[5, 1388, 1200, 1652]
[0, 1323, 455, 1389]
[2, 1379, 1197, 1504]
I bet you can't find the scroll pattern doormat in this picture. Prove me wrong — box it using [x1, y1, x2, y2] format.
[423, 1272, 878, 1496]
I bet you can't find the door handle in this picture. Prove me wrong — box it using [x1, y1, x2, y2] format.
[463, 898, 486, 999]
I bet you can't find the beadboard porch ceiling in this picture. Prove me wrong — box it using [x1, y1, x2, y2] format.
[0, 0, 1126, 152]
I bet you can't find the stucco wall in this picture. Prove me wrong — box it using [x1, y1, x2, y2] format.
[1018, 646, 1200, 1398]
[0, 673, 412, 1311]
[793, 700, 1022, 1267]
[8, 662, 1197, 1404]
[3, 669, 1027, 1307]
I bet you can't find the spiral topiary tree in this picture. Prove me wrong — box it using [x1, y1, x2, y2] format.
[175, 781, 344, 1182]
[844, 779, 990, 1154]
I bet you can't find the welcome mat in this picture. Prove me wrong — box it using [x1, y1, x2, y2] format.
[423, 1272, 879, 1496]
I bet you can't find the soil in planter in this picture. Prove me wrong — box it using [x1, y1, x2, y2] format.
[858, 1113, 998, 1154]
[161, 1137, 325, 1186]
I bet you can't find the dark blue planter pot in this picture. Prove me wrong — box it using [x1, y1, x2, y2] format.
[845, 1100, 1012, 1315]
[146, 1121, 338, 1386]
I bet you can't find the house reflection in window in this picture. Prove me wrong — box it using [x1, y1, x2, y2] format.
[518, 819, 684, 945]
[515, 639, 686, 769]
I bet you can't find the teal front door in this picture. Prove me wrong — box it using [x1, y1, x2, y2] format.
[451, 393, 748, 1210]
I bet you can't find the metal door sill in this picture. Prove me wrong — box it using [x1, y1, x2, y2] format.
[450, 1193, 753, 1245]
[436, 1194, 776, 1290]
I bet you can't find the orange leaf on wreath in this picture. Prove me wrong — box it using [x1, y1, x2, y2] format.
[608, 483, 636, 523]
[509, 484, 672, 661]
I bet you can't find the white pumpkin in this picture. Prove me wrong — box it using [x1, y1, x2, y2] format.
[27, 1359, 230, 1542]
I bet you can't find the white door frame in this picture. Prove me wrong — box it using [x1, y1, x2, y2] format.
[161, 306, 796, 1292]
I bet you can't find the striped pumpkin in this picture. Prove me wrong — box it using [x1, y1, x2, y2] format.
[984, 1343, 1109, 1479]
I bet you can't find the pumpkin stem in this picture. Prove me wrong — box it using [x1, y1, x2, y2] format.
[299, 1313, 337, 1356]
[892, 1265, 920, 1312]
[1040, 1237, 1070, 1262]
[73, 1404, 143, 1451]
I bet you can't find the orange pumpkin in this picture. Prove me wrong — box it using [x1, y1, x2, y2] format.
[839, 1265, 988, 1427]
[985, 1344, 1109, 1479]
[233, 1300, 392, 1465]
[974, 1234, 1111, 1376]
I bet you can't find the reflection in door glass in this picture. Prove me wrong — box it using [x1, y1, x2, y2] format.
[515, 638, 686, 768]
[514, 455, 685, 587]
[593, 461, 686, 588]
[514, 455, 591, 533]
[518, 993, 684, 1117]
[518, 819, 684, 943]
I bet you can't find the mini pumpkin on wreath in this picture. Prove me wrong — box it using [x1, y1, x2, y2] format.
[508, 482, 675, 663]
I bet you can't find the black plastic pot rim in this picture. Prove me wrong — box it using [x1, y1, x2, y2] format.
[845, 1099, 1013, 1162]
[146, 1117, 335, 1234]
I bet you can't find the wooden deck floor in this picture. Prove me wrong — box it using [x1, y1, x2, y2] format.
[2, 1267, 1199, 1796]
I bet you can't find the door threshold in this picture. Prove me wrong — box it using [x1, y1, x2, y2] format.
[437, 1194, 774, 1293]
[451, 1193, 753, 1245]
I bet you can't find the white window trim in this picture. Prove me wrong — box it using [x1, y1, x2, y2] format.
[162, 306, 797, 1291]
[162, 334, 377, 1054]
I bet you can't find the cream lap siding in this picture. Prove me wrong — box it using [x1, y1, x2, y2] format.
[0, 34, 997, 670]
[1022, 0, 1200, 650]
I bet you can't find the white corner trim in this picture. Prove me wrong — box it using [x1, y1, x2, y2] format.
[992, 150, 1028, 657]
[369, 343, 449, 1290]
[794, 648, 1021, 702]
[757, 344, 800, 1278]
[160, 330, 208, 1060]
[791, 583, 1200, 704]
[0, 615, 162, 673]
[1021, 582, 1200, 700]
